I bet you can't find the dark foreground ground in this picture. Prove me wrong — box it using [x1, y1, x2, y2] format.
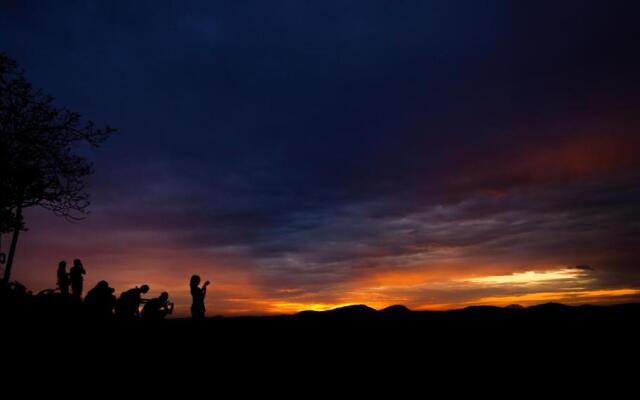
[4, 302, 639, 351]
[2, 300, 639, 387]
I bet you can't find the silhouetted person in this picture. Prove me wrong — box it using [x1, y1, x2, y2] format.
[69, 259, 86, 300]
[115, 284, 150, 319]
[10, 281, 28, 296]
[84, 280, 116, 318]
[190, 275, 209, 320]
[56, 261, 70, 296]
[141, 291, 174, 320]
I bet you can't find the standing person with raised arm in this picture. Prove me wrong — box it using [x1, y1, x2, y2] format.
[190, 275, 210, 320]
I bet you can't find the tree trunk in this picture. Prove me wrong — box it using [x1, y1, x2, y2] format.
[2, 204, 22, 285]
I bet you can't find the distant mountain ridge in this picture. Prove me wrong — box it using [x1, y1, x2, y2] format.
[291, 302, 640, 319]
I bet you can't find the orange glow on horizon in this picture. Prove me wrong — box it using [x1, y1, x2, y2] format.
[251, 288, 640, 315]
[465, 288, 640, 307]
[205, 265, 640, 315]
[14, 228, 640, 317]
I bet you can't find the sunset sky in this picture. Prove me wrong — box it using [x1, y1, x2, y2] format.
[1, 1, 639, 315]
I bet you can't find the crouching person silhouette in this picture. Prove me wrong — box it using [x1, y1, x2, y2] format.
[84, 280, 116, 318]
[190, 275, 209, 320]
[115, 284, 150, 319]
[141, 291, 174, 320]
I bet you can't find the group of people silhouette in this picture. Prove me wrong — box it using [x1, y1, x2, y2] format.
[56, 259, 210, 320]
[56, 259, 85, 299]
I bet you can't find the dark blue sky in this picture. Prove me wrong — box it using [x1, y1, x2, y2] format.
[2, 1, 640, 313]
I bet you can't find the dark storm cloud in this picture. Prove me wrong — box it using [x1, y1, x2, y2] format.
[2, 1, 640, 307]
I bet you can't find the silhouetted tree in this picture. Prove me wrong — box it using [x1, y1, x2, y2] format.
[0, 54, 115, 285]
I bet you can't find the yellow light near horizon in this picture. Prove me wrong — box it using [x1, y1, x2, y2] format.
[265, 302, 358, 314]
[473, 288, 640, 306]
[464, 268, 583, 285]
[576, 288, 640, 298]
